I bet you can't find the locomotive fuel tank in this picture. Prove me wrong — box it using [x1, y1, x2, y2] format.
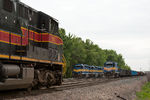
[1, 64, 20, 77]
[0, 65, 34, 91]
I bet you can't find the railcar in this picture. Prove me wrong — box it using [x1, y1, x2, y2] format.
[131, 70, 138, 76]
[119, 69, 131, 77]
[0, 0, 65, 90]
[138, 71, 145, 76]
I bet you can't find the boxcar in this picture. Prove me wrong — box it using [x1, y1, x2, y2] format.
[131, 70, 138, 76]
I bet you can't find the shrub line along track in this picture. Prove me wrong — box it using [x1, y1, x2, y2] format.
[0, 76, 142, 99]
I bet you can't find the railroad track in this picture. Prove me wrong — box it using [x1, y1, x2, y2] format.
[0, 76, 141, 100]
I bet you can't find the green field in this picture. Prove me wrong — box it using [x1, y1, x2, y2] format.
[136, 82, 150, 100]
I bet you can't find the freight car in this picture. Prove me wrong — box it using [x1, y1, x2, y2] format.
[131, 70, 138, 76]
[0, 0, 65, 90]
[119, 69, 131, 77]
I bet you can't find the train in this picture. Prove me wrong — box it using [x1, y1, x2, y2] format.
[0, 0, 66, 90]
[72, 61, 145, 78]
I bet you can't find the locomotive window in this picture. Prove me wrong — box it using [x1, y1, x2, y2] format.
[55, 24, 59, 34]
[24, 7, 28, 19]
[76, 66, 83, 68]
[50, 19, 58, 34]
[105, 64, 113, 67]
[28, 9, 33, 21]
[76, 66, 80, 68]
[3, 0, 13, 12]
[55, 23, 58, 34]
[50, 20, 54, 34]
[19, 4, 23, 17]
[49, 20, 51, 32]
[29, 9, 32, 16]
[113, 63, 115, 67]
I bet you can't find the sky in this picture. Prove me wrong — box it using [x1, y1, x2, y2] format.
[21, 0, 150, 71]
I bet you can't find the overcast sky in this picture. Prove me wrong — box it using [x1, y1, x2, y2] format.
[21, 0, 150, 71]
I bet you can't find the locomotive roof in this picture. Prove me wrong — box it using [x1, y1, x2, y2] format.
[19, 1, 58, 22]
[105, 61, 117, 64]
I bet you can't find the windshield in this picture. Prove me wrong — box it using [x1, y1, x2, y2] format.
[75, 66, 83, 68]
[104, 64, 113, 67]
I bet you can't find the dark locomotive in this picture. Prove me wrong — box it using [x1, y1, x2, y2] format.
[0, 0, 65, 90]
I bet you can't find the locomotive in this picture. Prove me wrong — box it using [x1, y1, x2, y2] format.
[0, 0, 65, 90]
[72, 64, 104, 78]
[104, 62, 119, 77]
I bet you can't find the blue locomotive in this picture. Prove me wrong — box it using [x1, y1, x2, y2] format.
[72, 64, 89, 78]
[104, 62, 119, 77]
[72, 64, 103, 78]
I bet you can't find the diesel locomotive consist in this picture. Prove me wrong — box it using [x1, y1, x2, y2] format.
[0, 0, 65, 90]
[73, 62, 145, 78]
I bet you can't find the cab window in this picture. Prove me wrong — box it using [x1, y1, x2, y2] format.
[50, 19, 58, 35]
[3, 0, 13, 12]
[18, 4, 23, 17]
[75, 66, 83, 69]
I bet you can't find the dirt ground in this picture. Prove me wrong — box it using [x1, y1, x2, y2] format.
[9, 76, 147, 100]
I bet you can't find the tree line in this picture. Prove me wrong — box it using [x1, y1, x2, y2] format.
[59, 28, 130, 77]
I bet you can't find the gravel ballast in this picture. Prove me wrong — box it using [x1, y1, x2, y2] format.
[8, 76, 148, 100]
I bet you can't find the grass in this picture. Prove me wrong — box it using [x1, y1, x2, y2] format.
[136, 82, 150, 100]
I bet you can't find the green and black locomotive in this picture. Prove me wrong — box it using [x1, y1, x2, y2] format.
[0, 0, 65, 90]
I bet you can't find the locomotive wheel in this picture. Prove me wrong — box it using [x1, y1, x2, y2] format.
[45, 71, 55, 88]
[54, 71, 62, 85]
[34, 70, 56, 88]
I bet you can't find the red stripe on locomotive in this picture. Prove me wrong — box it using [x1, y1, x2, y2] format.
[0, 28, 63, 46]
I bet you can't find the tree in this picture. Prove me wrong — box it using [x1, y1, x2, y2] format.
[59, 28, 131, 77]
